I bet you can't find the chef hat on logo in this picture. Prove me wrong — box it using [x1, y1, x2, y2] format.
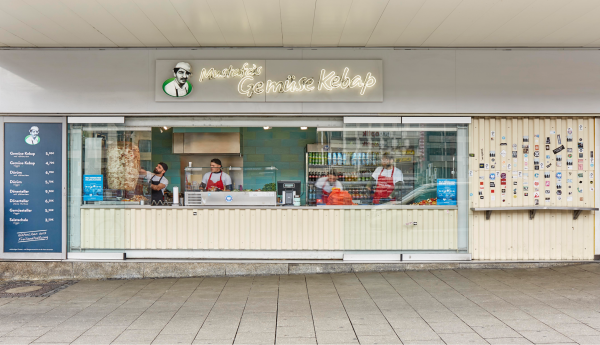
[175, 62, 192, 74]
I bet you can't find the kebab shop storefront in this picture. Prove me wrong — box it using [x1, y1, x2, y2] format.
[2, 56, 595, 263]
[57, 59, 469, 261]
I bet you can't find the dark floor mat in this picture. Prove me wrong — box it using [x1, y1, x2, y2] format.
[0, 280, 77, 298]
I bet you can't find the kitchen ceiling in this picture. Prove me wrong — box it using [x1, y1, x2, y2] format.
[1, 0, 600, 48]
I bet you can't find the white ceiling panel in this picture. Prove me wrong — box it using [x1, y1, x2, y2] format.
[338, 0, 388, 46]
[367, 0, 425, 47]
[134, 0, 199, 46]
[98, 0, 172, 47]
[480, 0, 569, 46]
[206, 0, 255, 46]
[0, 0, 84, 46]
[61, 0, 144, 47]
[422, 0, 499, 47]
[311, 0, 352, 46]
[451, 0, 535, 47]
[24, 0, 116, 47]
[0, 27, 34, 47]
[170, 0, 226, 46]
[243, 0, 283, 46]
[0, 0, 599, 48]
[280, 0, 315, 47]
[510, 0, 600, 46]
[395, 0, 462, 46]
[585, 37, 600, 47]
[0, 8, 58, 47]
[534, 5, 600, 46]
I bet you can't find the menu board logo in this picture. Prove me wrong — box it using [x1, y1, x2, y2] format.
[162, 62, 193, 98]
[25, 126, 40, 145]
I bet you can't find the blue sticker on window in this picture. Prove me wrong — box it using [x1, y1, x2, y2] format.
[225, 195, 233, 202]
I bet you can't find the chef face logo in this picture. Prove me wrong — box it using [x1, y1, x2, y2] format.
[163, 62, 193, 97]
[25, 126, 40, 145]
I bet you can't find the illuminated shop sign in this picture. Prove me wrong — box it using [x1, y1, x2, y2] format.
[155, 60, 382, 103]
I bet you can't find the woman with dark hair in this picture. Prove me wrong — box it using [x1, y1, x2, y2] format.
[201, 158, 233, 191]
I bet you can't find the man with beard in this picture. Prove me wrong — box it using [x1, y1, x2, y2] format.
[140, 162, 169, 205]
[163, 62, 192, 97]
[368, 153, 403, 205]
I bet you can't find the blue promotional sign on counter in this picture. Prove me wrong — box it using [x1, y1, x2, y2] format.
[4, 123, 62, 253]
[437, 179, 457, 206]
[83, 175, 103, 201]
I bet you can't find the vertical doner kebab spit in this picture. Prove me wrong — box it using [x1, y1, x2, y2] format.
[107, 141, 140, 191]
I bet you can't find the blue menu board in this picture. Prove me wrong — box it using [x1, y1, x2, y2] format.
[4, 123, 62, 253]
[437, 179, 457, 206]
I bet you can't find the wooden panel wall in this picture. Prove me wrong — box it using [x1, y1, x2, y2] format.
[469, 117, 595, 260]
[80, 208, 457, 251]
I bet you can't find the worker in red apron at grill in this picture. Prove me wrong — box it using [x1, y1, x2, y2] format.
[201, 158, 233, 191]
[369, 153, 403, 204]
[315, 171, 343, 204]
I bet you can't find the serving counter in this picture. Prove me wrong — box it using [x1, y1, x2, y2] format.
[78, 205, 458, 252]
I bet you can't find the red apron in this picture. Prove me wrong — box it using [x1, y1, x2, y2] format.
[322, 190, 331, 204]
[373, 167, 396, 204]
[206, 172, 224, 191]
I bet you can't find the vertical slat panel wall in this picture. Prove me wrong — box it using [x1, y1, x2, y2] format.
[80, 208, 458, 250]
[469, 117, 595, 260]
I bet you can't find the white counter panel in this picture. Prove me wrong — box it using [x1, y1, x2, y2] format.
[80, 208, 458, 251]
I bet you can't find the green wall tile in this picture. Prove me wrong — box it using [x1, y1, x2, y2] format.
[243, 147, 256, 154]
[273, 131, 291, 139]
[243, 131, 256, 140]
[272, 147, 290, 154]
[245, 154, 265, 162]
[255, 131, 273, 140]
[290, 147, 306, 154]
[281, 154, 300, 162]
[256, 147, 273, 154]
[290, 131, 308, 139]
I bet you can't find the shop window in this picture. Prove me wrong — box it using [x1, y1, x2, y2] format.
[309, 123, 465, 207]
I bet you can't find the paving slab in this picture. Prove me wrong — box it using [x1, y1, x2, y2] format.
[2, 265, 600, 344]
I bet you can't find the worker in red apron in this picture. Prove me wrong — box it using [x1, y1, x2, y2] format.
[315, 171, 342, 204]
[201, 158, 233, 191]
[370, 154, 403, 204]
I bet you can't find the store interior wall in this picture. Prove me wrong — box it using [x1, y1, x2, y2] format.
[243, 127, 315, 204]
[151, 128, 181, 190]
[152, 127, 316, 202]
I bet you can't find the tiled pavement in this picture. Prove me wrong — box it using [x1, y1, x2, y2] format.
[2, 265, 600, 344]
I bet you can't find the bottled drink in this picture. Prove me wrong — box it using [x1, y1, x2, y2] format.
[342, 153, 347, 166]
